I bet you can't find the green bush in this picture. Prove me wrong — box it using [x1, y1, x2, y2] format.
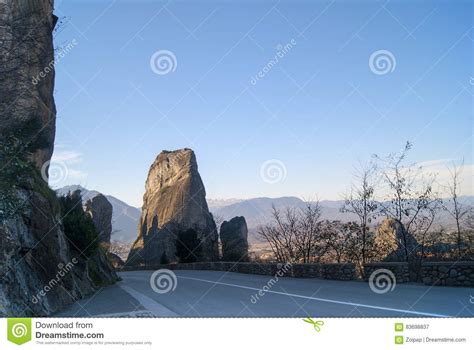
[59, 190, 99, 257]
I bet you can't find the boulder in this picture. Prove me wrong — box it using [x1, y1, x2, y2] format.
[107, 252, 125, 269]
[127, 149, 218, 265]
[85, 194, 113, 246]
[375, 218, 419, 262]
[220, 216, 249, 262]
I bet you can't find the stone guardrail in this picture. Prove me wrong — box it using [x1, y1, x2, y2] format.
[119, 261, 356, 281]
[421, 261, 474, 287]
[363, 262, 410, 283]
[119, 261, 474, 286]
[363, 261, 474, 287]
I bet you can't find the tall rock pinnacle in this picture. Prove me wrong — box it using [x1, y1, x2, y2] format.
[127, 148, 218, 265]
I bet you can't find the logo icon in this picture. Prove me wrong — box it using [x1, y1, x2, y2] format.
[7, 318, 32, 345]
[369, 49, 396, 75]
[303, 317, 324, 332]
[260, 159, 287, 184]
[395, 322, 404, 332]
[150, 269, 178, 294]
[395, 335, 404, 345]
[150, 50, 177, 75]
[368, 268, 396, 294]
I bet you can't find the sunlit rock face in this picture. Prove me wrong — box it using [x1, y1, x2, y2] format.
[127, 149, 219, 265]
[376, 218, 419, 262]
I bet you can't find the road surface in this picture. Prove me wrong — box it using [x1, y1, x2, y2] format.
[57, 270, 473, 317]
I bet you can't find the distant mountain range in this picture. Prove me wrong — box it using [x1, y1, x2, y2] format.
[211, 196, 474, 243]
[206, 198, 243, 210]
[57, 185, 473, 245]
[210, 197, 357, 243]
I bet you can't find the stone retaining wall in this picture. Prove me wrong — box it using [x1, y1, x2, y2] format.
[120, 261, 474, 286]
[120, 262, 356, 281]
[363, 262, 410, 283]
[421, 262, 474, 287]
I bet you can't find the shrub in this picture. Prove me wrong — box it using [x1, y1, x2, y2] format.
[59, 190, 99, 257]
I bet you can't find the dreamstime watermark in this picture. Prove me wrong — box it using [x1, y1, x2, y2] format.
[150, 269, 178, 294]
[469, 295, 474, 304]
[41, 160, 69, 186]
[11, 322, 28, 337]
[470, 77, 474, 86]
[369, 49, 396, 75]
[150, 50, 177, 75]
[260, 159, 287, 184]
[250, 39, 297, 85]
[7, 319, 32, 345]
[368, 268, 396, 294]
[32, 258, 78, 304]
[32, 38, 78, 85]
[250, 262, 292, 304]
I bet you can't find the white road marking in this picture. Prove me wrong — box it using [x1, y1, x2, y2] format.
[119, 284, 178, 317]
[178, 276, 450, 317]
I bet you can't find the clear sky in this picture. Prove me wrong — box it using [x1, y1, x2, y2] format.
[51, 0, 473, 207]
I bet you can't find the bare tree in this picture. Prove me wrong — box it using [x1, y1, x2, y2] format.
[444, 163, 470, 259]
[258, 202, 328, 263]
[258, 205, 298, 262]
[374, 142, 441, 262]
[295, 202, 326, 263]
[341, 162, 378, 266]
[462, 217, 474, 260]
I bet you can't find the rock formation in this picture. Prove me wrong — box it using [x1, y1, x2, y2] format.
[375, 218, 419, 262]
[85, 194, 113, 246]
[0, 0, 57, 169]
[220, 216, 249, 261]
[127, 149, 218, 265]
[107, 252, 125, 269]
[0, 0, 116, 316]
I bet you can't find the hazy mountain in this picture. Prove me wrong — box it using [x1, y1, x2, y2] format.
[57, 185, 141, 243]
[211, 197, 357, 243]
[207, 198, 243, 210]
[56, 187, 474, 245]
[211, 196, 474, 243]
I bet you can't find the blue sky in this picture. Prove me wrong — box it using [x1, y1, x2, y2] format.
[51, 0, 473, 207]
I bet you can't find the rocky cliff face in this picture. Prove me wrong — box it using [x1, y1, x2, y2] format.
[85, 194, 113, 246]
[220, 216, 249, 262]
[0, 0, 57, 168]
[127, 149, 218, 265]
[0, 0, 116, 316]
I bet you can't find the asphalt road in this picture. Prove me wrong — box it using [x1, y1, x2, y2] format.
[57, 270, 474, 317]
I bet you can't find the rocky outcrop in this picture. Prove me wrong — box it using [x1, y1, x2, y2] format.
[107, 252, 125, 269]
[375, 218, 419, 262]
[0, 0, 116, 316]
[127, 149, 218, 265]
[85, 194, 113, 246]
[220, 216, 249, 261]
